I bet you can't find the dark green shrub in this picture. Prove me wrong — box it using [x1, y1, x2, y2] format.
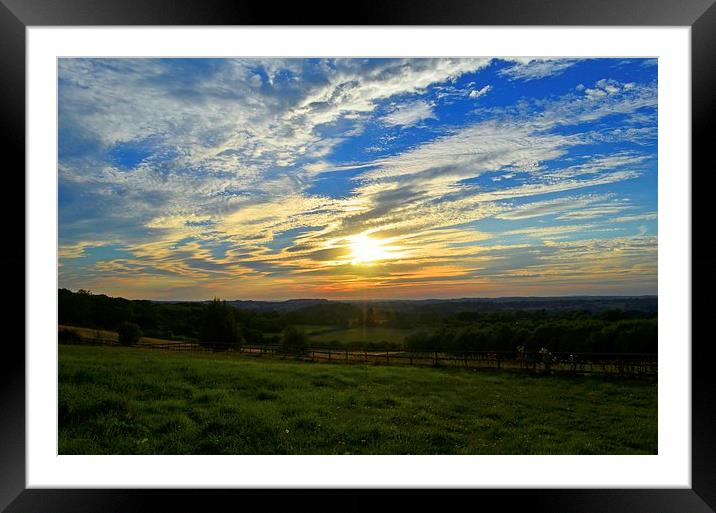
[117, 321, 142, 346]
[264, 334, 281, 345]
[244, 328, 264, 345]
[404, 330, 432, 352]
[280, 326, 308, 355]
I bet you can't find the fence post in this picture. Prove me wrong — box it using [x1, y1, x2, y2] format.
[328, 350, 331, 361]
[434, 351, 438, 366]
[364, 351, 367, 363]
[386, 351, 389, 364]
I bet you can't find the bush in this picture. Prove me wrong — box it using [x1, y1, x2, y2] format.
[117, 321, 142, 346]
[280, 326, 308, 355]
[244, 328, 264, 345]
[404, 330, 432, 352]
[263, 334, 281, 345]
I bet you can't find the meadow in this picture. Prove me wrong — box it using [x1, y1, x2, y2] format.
[59, 345, 657, 455]
[298, 325, 410, 345]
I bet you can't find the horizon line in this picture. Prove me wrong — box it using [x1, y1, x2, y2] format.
[60, 288, 658, 303]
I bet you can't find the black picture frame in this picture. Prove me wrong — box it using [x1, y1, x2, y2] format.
[2, 1, 713, 511]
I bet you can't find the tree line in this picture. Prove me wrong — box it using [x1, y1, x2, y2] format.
[58, 288, 657, 354]
[405, 316, 657, 354]
[58, 288, 286, 344]
[59, 289, 306, 352]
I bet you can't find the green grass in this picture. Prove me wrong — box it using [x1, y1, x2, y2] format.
[59, 345, 657, 455]
[299, 325, 410, 344]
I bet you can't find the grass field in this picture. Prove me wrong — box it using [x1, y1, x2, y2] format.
[63, 323, 412, 347]
[59, 325, 185, 346]
[59, 345, 657, 455]
[298, 325, 411, 344]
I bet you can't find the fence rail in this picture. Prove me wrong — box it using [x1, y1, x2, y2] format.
[61, 333, 657, 377]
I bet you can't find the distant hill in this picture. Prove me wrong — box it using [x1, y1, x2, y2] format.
[212, 296, 658, 315]
[150, 295, 658, 323]
[360, 296, 657, 314]
[223, 299, 331, 312]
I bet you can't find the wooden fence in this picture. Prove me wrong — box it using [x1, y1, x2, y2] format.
[63, 334, 657, 377]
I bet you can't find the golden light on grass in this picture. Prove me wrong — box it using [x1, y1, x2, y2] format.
[348, 234, 394, 265]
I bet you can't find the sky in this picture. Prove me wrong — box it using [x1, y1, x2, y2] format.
[58, 57, 658, 300]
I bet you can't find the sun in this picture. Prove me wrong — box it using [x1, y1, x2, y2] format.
[348, 234, 390, 264]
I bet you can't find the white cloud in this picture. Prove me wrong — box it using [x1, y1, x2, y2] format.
[499, 58, 581, 81]
[468, 85, 492, 99]
[58, 58, 493, 247]
[381, 100, 436, 127]
[613, 212, 658, 223]
[496, 195, 615, 221]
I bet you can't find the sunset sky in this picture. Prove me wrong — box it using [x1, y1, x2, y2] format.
[58, 58, 657, 300]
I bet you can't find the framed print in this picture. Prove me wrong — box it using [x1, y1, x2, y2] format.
[3, 0, 714, 511]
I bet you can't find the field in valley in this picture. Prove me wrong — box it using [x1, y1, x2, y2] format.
[59, 325, 185, 346]
[298, 325, 410, 345]
[59, 344, 657, 455]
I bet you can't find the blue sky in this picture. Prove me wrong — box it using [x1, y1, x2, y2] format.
[58, 58, 657, 300]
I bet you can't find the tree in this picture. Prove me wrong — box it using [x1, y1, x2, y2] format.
[199, 298, 241, 350]
[364, 306, 377, 327]
[117, 321, 142, 346]
[280, 326, 308, 355]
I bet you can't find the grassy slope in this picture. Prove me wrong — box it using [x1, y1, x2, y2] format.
[59, 345, 657, 455]
[300, 325, 410, 344]
[60, 325, 184, 346]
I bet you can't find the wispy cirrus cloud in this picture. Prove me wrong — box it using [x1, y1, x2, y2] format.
[499, 58, 582, 81]
[381, 100, 436, 127]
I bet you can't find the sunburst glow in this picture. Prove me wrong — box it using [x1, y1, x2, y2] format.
[349, 234, 391, 264]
